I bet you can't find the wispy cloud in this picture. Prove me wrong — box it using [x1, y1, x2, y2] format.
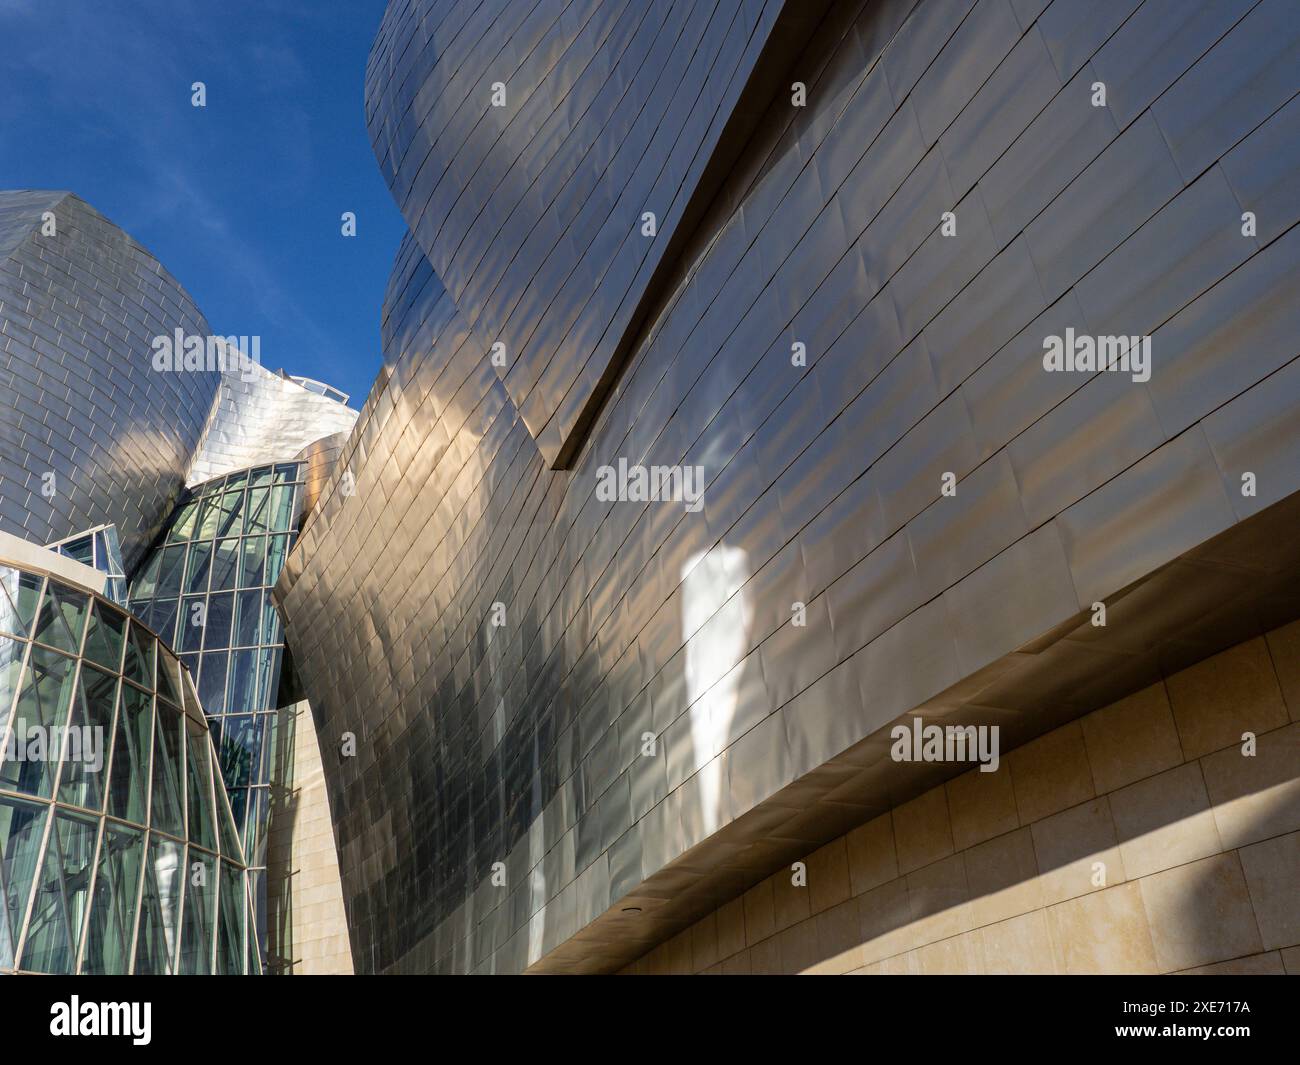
[0, 0, 337, 356]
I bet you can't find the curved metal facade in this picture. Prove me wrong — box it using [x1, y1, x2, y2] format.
[0, 192, 221, 571]
[185, 359, 358, 487]
[281, 0, 1300, 972]
[365, 0, 818, 466]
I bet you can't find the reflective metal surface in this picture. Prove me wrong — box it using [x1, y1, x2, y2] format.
[0, 192, 221, 571]
[0, 188, 359, 975]
[365, 0, 828, 467]
[281, 0, 1300, 973]
[186, 360, 358, 486]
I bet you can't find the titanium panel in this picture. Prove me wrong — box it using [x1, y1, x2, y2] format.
[283, 0, 1300, 974]
[0, 192, 221, 571]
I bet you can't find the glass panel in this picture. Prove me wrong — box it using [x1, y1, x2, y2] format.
[146, 598, 179, 646]
[150, 703, 185, 838]
[184, 541, 212, 595]
[0, 568, 40, 639]
[104, 578, 128, 607]
[1, 647, 76, 797]
[224, 470, 248, 491]
[216, 492, 244, 538]
[269, 483, 297, 532]
[242, 787, 268, 868]
[19, 811, 98, 974]
[256, 646, 283, 711]
[266, 534, 290, 586]
[178, 847, 215, 974]
[129, 551, 161, 600]
[214, 766, 243, 862]
[156, 654, 183, 707]
[107, 685, 152, 823]
[226, 786, 249, 844]
[238, 536, 266, 588]
[249, 466, 273, 488]
[57, 665, 117, 812]
[179, 596, 206, 653]
[0, 796, 47, 970]
[262, 599, 282, 647]
[210, 538, 240, 591]
[0, 635, 23, 726]
[184, 719, 217, 852]
[122, 623, 155, 689]
[247, 870, 265, 976]
[80, 824, 143, 975]
[203, 592, 234, 650]
[214, 860, 245, 974]
[100, 527, 125, 580]
[234, 590, 262, 647]
[273, 463, 298, 484]
[196, 497, 218, 540]
[265, 707, 294, 794]
[133, 834, 182, 974]
[33, 580, 88, 654]
[82, 601, 126, 671]
[197, 652, 228, 715]
[156, 545, 187, 598]
[227, 650, 259, 713]
[216, 715, 260, 791]
[166, 500, 198, 543]
[244, 488, 270, 535]
[60, 535, 95, 566]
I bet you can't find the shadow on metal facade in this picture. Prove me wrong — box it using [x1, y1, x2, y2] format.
[279, 0, 1300, 972]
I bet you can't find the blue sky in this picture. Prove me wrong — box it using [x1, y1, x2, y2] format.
[0, 0, 406, 407]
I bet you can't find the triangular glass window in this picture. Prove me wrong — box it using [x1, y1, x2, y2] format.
[214, 759, 244, 862]
[178, 846, 214, 974]
[122, 622, 155, 690]
[0, 796, 47, 970]
[18, 811, 97, 974]
[156, 653, 183, 706]
[82, 600, 126, 671]
[80, 823, 143, 974]
[107, 685, 153, 823]
[0, 567, 40, 639]
[210, 538, 240, 591]
[216, 491, 245, 538]
[56, 665, 117, 812]
[184, 718, 217, 852]
[0, 635, 24, 727]
[214, 859, 245, 974]
[246, 869, 265, 975]
[1, 647, 76, 797]
[166, 500, 199, 543]
[149, 702, 185, 838]
[32, 580, 88, 654]
[155, 544, 187, 598]
[132, 834, 182, 974]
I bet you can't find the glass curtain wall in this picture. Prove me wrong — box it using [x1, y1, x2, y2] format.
[0, 562, 254, 974]
[47, 525, 129, 606]
[127, 462, 305, 971]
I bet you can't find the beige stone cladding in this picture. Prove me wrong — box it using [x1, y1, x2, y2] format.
[624, 621, 1300, 974]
